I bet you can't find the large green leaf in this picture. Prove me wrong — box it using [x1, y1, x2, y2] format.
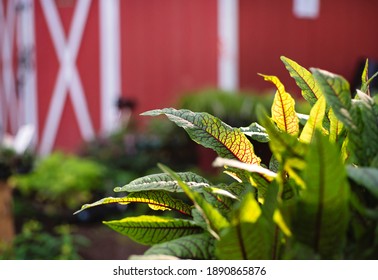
[311, 68, 354, 130]
[142, 108, 260, 164]
[114, 172, 210, 193]
[299, 96, 326, 143]
[281, 56, 322, 106]
[259, 74, 299, 136]
[74, 190, 193, 216]
[159, 164, 230, 239]
[144, 233, 215, 260]
[104, 215, 202, 245]
[215, 191, 272, 259]
[291, 132, 350, 258]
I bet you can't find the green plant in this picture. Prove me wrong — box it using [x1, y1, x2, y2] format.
[76, 57, 378, 259]
[13, 152, 105, 214]
[0, 220, 87, 260]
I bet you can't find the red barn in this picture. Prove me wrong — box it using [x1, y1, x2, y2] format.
[1, 0, 378, 154]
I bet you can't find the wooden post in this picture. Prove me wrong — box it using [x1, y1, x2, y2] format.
[0, 180, 14, 250]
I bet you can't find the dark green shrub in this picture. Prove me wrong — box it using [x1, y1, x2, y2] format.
[13, 152, 105, 214]
[0, 220, 87, 260]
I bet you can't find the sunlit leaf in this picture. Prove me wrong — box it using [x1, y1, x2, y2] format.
[311, 68, 354, 130]
[281, 56, 322, 106]
[259, 74, 299, 136]
[74, 191, 193, 216]
[114, 172, 210, 193]
[104, 216, 203, 245]
[256, 105, 306, 167]
[299, 96, 326, 143]
[142, 108, 260, 164]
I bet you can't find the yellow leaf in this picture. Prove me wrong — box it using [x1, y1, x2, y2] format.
[259, 74, 299, 135]
[299, 96, 326, 143]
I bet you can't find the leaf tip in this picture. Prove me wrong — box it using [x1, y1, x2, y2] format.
[113, 186, 122, 192]
[140, 109, 164, 117]
[257, 73, 267, 79]
[73, 205, 87, 215]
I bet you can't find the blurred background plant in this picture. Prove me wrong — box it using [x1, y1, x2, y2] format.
[0, 220, 88, 260]
[0, 145, 103, 259]
[12, 152, 106, 218]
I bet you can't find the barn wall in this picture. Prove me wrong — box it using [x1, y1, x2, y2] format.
[239, 0, 378, 95]
[119, 0, 218, 117]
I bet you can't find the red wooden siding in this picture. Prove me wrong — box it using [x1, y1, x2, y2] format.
[239, 0, 378, 96]
[35, 0, 101, 152]
[120, 0, 218, 117]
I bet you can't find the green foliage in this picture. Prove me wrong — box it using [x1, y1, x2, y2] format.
[13, 152, 105, 212]
[0, 220, 86, 260]
[77, 57, 378, 259]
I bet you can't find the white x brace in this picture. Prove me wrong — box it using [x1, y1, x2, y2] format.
[39, 0, 94, 155]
